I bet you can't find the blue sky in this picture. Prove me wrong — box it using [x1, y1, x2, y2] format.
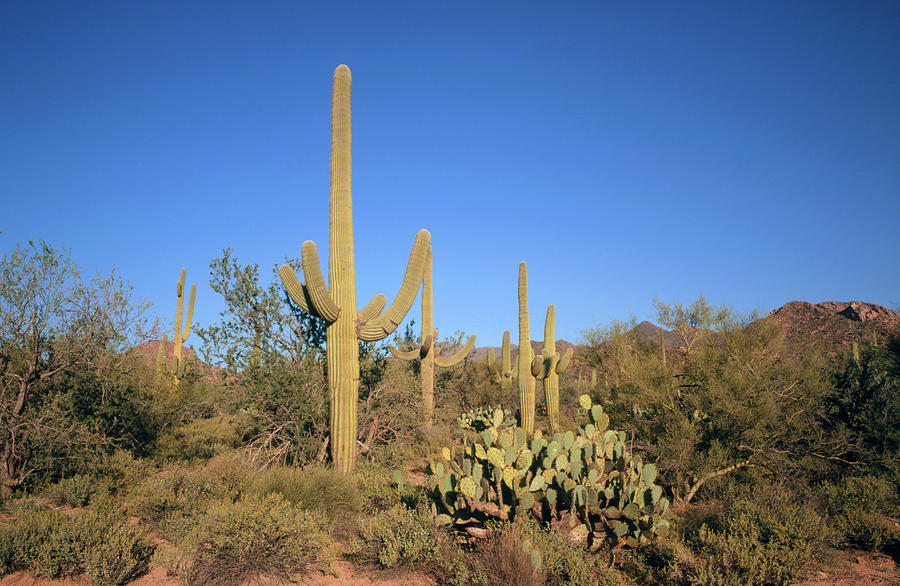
[2, 1, 898, 347]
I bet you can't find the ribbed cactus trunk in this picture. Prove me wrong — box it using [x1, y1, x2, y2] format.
[539, 306, 560, 431]
[389, 245, 475, 429]
[517, 262, 536, 435]
[487, 330, 516, 392]
[420, 247, 435, 427]
[532, 305, 572, 432]
[279, 65, 430, 473]
[173, 268, 195, 373]
[327, 65, 360, 472]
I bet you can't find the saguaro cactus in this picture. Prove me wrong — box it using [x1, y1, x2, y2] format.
[517, 262, 537, 435]
[173, 268, 195, 373]
[532, 305, 574, 432]
[156, 334, 169, 373]
[487, 330, 516, 392]
[389, 245, 475, 429]
[279, 65, 430, 473]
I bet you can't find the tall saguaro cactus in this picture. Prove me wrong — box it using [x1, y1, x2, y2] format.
[486, 330, 516, 392]
[532, 305, 574, 432]
[389, 245, 475, 429]
[278, 65, 430, 473]
[173, 268, 195, 373]
[517, 262, 537, 435]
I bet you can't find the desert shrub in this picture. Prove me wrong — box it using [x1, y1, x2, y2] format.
[474, 522, 545, 586]
[350, 505, 473, 584]
[92, 449, 153, 494]
[0, 498, 153, 584]
[516, 519, 623, 586]
[820, 474, 900, 553]
[43, 473, 108, 507]
[154, 415, 243, 461]
[125, 456, 250, 539]
[83, 521, 154, 586]
[683, 489, 827, 585]
[185, 493, 330, 585]
[249, 464, 362, 519]
[618, 539, 686, 585]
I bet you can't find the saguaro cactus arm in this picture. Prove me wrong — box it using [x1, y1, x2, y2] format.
[358, 294, 387, 322]
[557, 348, 573, 372]
[357, 229, 431, 342]
[301, 241, 341, 322]
[434, 334, 476, 367]
[182, 284, 196, 341]
[389, 344, 421, 360]
[278, 265, 320, 317]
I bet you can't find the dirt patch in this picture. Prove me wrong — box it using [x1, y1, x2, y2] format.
[297, 560, 435, 585]
[796, 550, 898, 586]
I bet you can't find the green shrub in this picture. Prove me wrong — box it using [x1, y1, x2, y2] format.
[93, 449, 153, 494]
[0, 499, 153, 584]
[684, 490, 827, 585]
[125, 455, 250, 536]
[154, 415, 242, 461]
[517, 519, 623, 586]
[84, 521, 154, 586]
[249, 464, 362, 519]
[43, 473, 107, 507]
[350, 505, 473, 585]
[185, 493, 331, 585]
[820, 475, 900, 553]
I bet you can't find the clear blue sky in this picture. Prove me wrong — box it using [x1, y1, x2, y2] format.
[2, 1, 898, 347]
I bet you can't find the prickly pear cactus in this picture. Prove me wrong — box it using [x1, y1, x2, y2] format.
[425, 396, 670, 547]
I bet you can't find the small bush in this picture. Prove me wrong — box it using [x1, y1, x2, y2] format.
[474, 523, 545, 586]
[820, 475, 900, 553]
[683, 490, 827, 586]
[517, 519, 623, 586]
[350, 505, 473, 584]
[155, 415, 242, 461]
[250, 464, 362, 519]
[93, 449, 154, 494]
[43, 473, 107, 507]
[125, 456, 249, 534]
[185, 493, 331, 585]
[0, 499, 153, 584]
[84, 522, 154, 586]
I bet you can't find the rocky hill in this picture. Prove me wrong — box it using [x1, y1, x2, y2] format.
[765, 300, 899, 355]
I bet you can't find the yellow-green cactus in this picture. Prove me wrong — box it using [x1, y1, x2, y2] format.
[279, 65, 430, 473]
[487, 330, 516, 392]
[532, 305, 574, 432]
[173, 268, 195, 373]
[517, 262, 536, 435]
[156, 334, 169, 373]
[389, 245, 475, 429]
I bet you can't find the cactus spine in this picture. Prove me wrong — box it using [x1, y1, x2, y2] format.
[487, 330, 516, 392]
[517, 262, 536, 435]
[389, 245, 475, 429]
[279, 65, 430, 473]
[532, 305, 574, 432]
[173, 268, 195, 373]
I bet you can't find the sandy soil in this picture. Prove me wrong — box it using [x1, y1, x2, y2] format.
[795, 550, 898, 586]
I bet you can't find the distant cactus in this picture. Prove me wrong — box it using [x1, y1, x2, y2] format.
[279, 65, 429, 473]
[173, 268, 195, 373]
[487, 330, 516, 392]
[532, 305, 574, 432]
[517, 262, 537, 435]
[156, 334, 169, 373]
[590, 368, 597, 389]
[389, 245, 475, 429]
